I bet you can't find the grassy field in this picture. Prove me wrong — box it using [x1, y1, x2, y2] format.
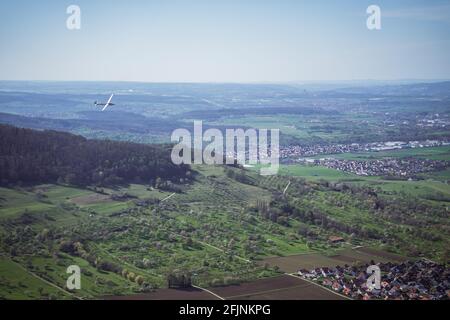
[303, 146, 450, 189]
[0, 187, 55, 219]
[0, 169, 297, 298]
[0, 257, 71, 300]
[0, 158, 448, 299]
[279, 165, 356, 180]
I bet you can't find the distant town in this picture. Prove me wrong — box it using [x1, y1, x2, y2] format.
[314, 158, 449, 178]
[280, 140, 450, 178]
[281, 140, 450, 159]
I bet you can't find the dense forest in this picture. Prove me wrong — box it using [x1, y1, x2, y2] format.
[0, 125, 191, 187]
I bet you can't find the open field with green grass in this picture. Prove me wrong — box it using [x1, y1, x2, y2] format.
[0, 178, 448, 299]
[0, 257, 72, 300]
[279, 165, 356, 180]
[1, 161, 448, 299]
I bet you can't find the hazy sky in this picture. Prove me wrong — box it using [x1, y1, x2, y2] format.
[1, 0, 450, 82]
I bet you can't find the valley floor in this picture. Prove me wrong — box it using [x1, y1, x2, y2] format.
[0, 160, 448, 300]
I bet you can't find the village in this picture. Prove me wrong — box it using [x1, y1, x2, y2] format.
[315, 157, 449, 177]
[298, 259, 450, 300]
[280, 140, 449, 160]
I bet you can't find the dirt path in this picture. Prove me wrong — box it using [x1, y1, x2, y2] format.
[161, 192, 176, 202]
[192, 285, 225, 300]
[283, 180, 291, 195]
[194, 239, 251, 263]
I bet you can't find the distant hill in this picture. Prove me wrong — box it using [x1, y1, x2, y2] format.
[0, 125, 191, 187]
[0, 112, 184, 135]
[325, 81, 450, 98]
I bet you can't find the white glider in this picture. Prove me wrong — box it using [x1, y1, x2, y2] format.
[94, 94, 115, 111]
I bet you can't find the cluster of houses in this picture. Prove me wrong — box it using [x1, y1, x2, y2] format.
[416, 114, 450, 128]
[298, 259, 449, 300]
[280, 140, 449, 160]
[281, 143, 368, 159]
[316, 158, 449, 177]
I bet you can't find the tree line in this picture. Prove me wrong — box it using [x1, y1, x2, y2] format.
[0, 125, 191, 187]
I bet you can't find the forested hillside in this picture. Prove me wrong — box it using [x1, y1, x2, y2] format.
[0, 125, 191, 186]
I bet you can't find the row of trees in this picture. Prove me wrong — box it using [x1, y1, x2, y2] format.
[59, 240, 149, 286]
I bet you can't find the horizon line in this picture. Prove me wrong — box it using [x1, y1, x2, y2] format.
[0, 78, 450, 85]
